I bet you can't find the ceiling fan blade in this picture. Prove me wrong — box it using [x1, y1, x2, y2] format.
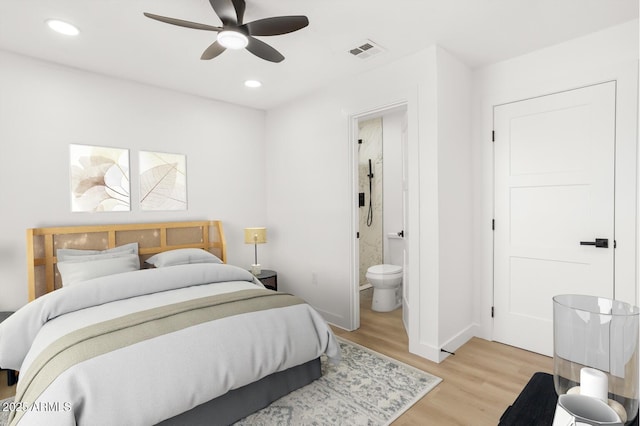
[246, 36, 284, 63]
[143, 13, 222, 32]
[242, 16, 309, 36]
[209, 0, 242, 26]
[232, 0, 246, 24]
[201, 41, 227, 60]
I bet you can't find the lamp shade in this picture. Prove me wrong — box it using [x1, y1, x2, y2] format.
[244, 227, 267, 244]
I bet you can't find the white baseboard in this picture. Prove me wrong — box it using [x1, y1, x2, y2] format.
[409, 341, 443, 363]
[409, 323, 480, 363]
[441, 323, 480, 354]
[315, 307, 349, 330]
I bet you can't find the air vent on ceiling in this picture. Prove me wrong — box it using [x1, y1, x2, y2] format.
[349, 40, 384, 59]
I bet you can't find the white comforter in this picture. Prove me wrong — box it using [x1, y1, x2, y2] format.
[0, 263, 340, 425]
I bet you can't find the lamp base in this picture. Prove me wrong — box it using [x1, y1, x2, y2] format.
[250, 264, 262, 275]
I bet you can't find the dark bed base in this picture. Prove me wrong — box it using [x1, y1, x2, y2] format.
[156, 357, 322, 426]
[0, 312, 17, 387]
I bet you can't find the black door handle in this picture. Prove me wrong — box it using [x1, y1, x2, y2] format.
[397, 230, 404, 238]
[580, 238, 608, 248]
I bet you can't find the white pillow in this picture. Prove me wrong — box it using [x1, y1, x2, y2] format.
[57, 242, 139, 262]
[146, 249, 222, 268]
[57, 253, 140, 286]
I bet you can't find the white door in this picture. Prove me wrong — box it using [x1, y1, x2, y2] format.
[401, 111, 409, 331]
[493, 81, 616, 356]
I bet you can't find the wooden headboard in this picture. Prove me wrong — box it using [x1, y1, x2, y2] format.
[26, 220, 226, 301]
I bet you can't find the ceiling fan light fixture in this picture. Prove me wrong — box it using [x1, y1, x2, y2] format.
[217, 30, 248, 50]
[46, 19, 80, 36]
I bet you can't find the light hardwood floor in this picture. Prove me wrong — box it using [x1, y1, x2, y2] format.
[331, 288, 554, 425]
[0, 291, 554, 424]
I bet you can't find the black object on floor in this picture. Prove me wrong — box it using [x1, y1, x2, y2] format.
[499, 372, 638, 426]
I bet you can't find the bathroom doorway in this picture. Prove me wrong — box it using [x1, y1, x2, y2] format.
[354, 103, 408, 335]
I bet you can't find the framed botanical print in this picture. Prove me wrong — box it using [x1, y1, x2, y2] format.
[139, 151, 187, 211]
[69, 144, 130, 212]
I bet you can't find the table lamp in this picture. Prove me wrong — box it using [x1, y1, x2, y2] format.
[244, 227, 267, 275]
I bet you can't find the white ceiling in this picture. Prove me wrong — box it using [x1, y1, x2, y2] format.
[0, 0, 637, 110]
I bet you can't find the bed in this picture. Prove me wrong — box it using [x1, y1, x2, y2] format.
[0, 221, 340, 425]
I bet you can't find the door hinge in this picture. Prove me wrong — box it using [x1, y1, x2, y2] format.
[492, 130, 495, 142]
[491, 306, 495, 318]
[356, 232, 359, 239]
[492, 219, 495, 230]
[614, 240, 617, 248]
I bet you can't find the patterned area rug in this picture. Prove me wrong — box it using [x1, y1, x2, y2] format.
[0, 338, 442, 426]
[236, 337, 442, 425]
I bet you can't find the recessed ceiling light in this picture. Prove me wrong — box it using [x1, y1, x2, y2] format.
[46, 19, 80, 36]
[244, 80, 262, 88]
[217, 30, 248, 50]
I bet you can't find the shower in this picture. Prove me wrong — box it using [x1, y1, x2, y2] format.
[357, 118, 383, 288]
[366, 158, 374, 227]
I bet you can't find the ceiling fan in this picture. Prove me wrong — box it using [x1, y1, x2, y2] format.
[144, 0, 309, 63]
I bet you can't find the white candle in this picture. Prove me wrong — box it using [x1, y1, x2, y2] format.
[580, 367, 608, 402]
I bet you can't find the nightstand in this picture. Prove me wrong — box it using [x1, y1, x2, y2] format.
[0, 312, 17, 386]
[255, 270, 277, 291]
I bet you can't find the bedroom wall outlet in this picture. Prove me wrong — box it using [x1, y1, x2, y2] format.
[311, 272, 318, 286]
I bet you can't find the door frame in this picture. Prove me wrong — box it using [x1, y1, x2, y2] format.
[348, 101, 409, 331]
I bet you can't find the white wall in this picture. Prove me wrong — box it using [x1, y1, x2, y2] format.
[0, 51, 268, 311]
[265, 54, 428, 325]
[434, 48, 474, 352]
[471, 20, 639, 339]
[265, 45, 475, 362]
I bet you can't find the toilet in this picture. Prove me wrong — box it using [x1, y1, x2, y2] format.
[366, 264, 402, 312]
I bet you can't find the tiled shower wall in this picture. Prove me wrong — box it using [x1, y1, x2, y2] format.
[358, 117, 383, 286]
